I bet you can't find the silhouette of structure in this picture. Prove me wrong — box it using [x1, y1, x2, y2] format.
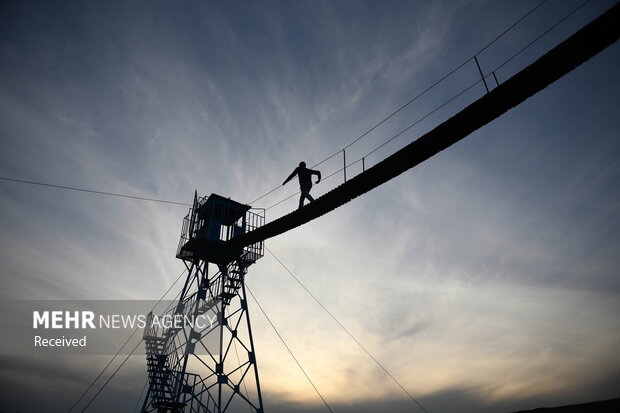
[282, 161, 321, 209]
[511, 397, 620, 413]
[141, 4, 619, 411]
[142, 192, 265, 412]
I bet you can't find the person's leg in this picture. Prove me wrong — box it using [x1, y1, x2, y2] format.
[299, 186, 313, 209]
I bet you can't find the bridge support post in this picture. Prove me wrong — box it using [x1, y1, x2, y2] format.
[474, 55, 489, 93]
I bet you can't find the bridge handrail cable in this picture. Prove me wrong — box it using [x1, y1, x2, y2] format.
[247, 0, 550, 206]
[258, 0, 597, 213]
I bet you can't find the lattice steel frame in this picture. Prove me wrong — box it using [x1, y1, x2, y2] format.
[142, 193, 264, 412]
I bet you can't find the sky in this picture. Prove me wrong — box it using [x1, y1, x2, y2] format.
[0, 0, 619, 412]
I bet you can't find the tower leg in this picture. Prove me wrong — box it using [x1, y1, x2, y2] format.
[241, 281, 264, 413]
[143, 260, 263, 412]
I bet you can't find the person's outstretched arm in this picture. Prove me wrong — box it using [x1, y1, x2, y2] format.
[312, 169, 321, 184]
[283, 168, 298, 185]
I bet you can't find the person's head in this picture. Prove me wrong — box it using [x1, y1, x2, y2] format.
[299, 161, 306, 168]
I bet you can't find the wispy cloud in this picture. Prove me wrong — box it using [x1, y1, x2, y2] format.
[1, 0, 619, 411]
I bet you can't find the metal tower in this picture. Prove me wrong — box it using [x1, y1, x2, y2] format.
[142, 192, 265, 412]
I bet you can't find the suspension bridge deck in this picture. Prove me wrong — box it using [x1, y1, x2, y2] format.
[228, 2, 619, 251]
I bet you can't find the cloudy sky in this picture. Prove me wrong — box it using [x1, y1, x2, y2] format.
[1, 0, 619, 412]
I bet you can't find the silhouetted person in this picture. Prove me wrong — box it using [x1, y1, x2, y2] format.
[283, 161, 321, 209]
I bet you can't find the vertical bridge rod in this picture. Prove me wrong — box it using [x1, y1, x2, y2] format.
[474, 56, 490, 93]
